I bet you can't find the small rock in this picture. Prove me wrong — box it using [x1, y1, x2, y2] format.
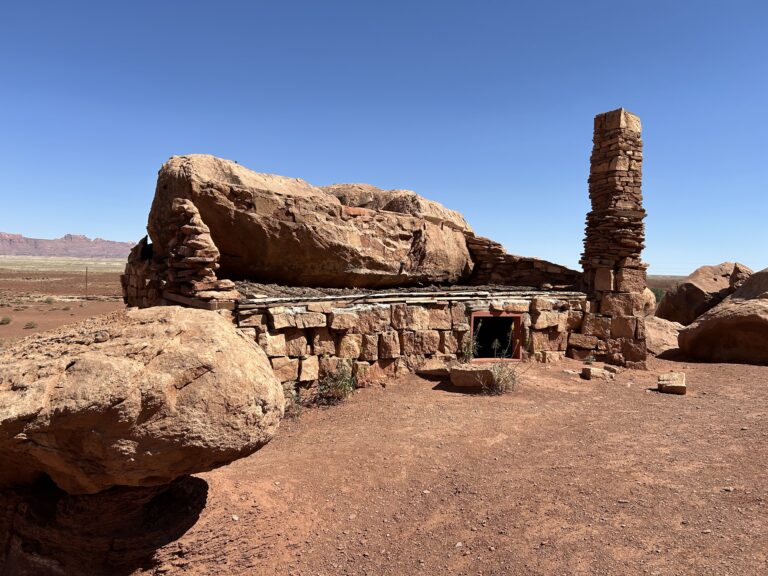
[231, 515, 239, 521]
[581, 367, 611, 381]
[658, 372, 686, 395]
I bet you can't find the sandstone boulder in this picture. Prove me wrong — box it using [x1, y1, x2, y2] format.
[656, 262, 753, 325]
[678, 269, 768, 364]
[0, 307, 283, 494]
[148, 155, 473, 288]
[321, 183, 472, 232]
[645, 316, 683, 356]
[642, 287, 657, 316]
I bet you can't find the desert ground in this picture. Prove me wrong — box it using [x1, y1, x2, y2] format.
[2, 264, 766, 574]
[0, 257, 125, 345]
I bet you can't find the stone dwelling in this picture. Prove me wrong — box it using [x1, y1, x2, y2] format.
[122, 108, 648, 401]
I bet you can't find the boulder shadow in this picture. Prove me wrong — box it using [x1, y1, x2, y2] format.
[1, 474, 208, 576]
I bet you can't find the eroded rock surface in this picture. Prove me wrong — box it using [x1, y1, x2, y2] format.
[0, 307, 283, 494]
[678, 269, 768, 364]
[147, 155, 473, 288]
[645, 316, 683, 356]
[656, 262, 753, 325]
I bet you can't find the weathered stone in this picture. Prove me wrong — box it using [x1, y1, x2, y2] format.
[541, 351, 564, 363]
[311, 327, 336, 355]
[329, 310, 358, 331]
[353, 306, 391, 334]
[658, 372, 686, 395]
[568, 333, 598, 350]
[503, 301, 530, 313]
[415, 357, 453, 377]
[148, 155, 473, 288]
[295, 312, 327, 329]
[319, 356, 351, 379]
[299, 355, 319, 382]
[284, 329, 308, 357]
[566, 310, 584, 330]
[238, 312, 268, 328]
[360, 334, 379, 361]
[365, 359, 401, 383]
[450, 302, 467, 325]
[378, 331, 401, 359]
[391, 305, 430, 331]
[449, 365, 494, 389]
[337, 333, 363, 359]
[439, 330, 459, 354]
[616, 268, 646, 293]
[414, 330, 441, 355]
[600, 293, 641, 317]
[352, 361, 372, 385]
[594, 268, 614, 291]
[428, 305, 452, 330]
[258, 331, 287, 357]
[306, 302, 333, 314]
[531, 329, 567, 352]
[0, 308, 283, 494]
[581, 366, 611, 380]
[271, 356, 299, 383]
[531, 297, 553, 312]
[268, 307, 297, 330]
[581, 314, 611, 339]
[611, 316, 637, 339]
[532, 310, 567, 331]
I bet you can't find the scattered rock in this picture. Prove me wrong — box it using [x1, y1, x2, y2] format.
[580, 366, 612, 380]
[658, 372, 686, 395]
[449, 365, 494, 389]
[0, 307, 284, 494]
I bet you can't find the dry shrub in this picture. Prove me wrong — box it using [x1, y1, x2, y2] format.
[317, 361, 356, 405]
[481, 362, 520, 395]
[0, 316, 11, 326]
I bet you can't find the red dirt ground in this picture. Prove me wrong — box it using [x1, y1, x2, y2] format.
[138, 357, 768, 576]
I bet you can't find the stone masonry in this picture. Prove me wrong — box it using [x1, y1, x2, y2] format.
[578, 108, 647, 368]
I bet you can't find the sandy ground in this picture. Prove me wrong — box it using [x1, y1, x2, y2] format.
[136, 358, 768, 576]
[0, 265, 125, 344]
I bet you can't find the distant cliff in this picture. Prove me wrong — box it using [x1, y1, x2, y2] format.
[0, 232, 134, 258]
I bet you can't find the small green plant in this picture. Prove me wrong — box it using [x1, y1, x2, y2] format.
[44, 296, 55, 305]
[459, 320, 482, 363]
[481, 362, 519, 395]
[23, 321, 37, 330]
[651, 287, 666, 304]
[282, 382, 304, 419]
[584, 354, 595, 365]
[317, 361, 356, 405]
[0, 316, 11, 326]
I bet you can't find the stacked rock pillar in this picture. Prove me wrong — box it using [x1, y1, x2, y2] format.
[580, 108, 647, 368]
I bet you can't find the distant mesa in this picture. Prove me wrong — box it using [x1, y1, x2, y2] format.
[0, 232, 134, 258]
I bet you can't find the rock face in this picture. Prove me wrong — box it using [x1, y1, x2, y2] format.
[656, 262, 754, 326]
[0, 307, 283, 494]
[678, 269, 768, 364]
[642, 287, 657, 316]
[645, 316, 683, 356]
[147, 155, 473, 288]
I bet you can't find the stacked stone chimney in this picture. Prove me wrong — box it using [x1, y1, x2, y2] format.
[579, 108, 647, 368]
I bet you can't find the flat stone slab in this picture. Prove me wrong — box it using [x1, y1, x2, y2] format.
[449, 365, 495, 389]
[658, 372, 687, 395]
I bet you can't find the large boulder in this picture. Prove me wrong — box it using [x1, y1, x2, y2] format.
[147, 155, 473, 288]
[656, 262, 753, 325]
[645, 316, 683, 356]
[678, 269, 768, 364]
[0, 307, 283, 494]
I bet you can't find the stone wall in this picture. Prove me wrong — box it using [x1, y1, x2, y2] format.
[235, 292, 588, 408]
[464, 232, 581, 288]
[579, 108, 647, 368]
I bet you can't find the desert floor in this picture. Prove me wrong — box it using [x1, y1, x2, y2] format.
[2, 264, 765, 575]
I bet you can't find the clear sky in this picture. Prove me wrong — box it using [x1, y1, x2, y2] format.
[1, 1, 766, 274]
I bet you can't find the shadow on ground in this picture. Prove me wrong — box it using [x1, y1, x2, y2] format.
[0, 475, 208, 576]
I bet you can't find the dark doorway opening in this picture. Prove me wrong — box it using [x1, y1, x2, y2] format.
[470, 312, 523, 361]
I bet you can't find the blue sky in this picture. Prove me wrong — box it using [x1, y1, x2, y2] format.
[1, 1, 766, 274]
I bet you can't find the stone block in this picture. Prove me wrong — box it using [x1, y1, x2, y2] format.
[541, 351, 564, 363]
[295, 312, 327, 329]
[503, 301, 530, 313]
[532, 310, 567, 331]
[658, 372, 686, 395]
[258, 331, 286, 357]
[238, 312, 268, 328]
[307, 302, 333, 314]
[329, 310, 358, 331]
[360, 334, 379, 361]
[635, 317, 646, 340]
[449, 365, 494, 389]
[531, 328, 567, 352]
[415, 357, 453, 378]
[611, 316, 636, 339]
[594, 268, 614, 292]
[450, 302, 467, 325]
[567, 310, 584, 330]
[352, 361, 372, 386]
[312, 327, 336, 355]
[319, 356, 351, 379]
[414, 330, 441, 355]
[439, 330, 459, 354]
[366, 359, 400, 383]
[531, 297, 553, 312]
[353, 305, 391, 334]
[299, 355, 319, 382]
[391, 304, 430, 331]
[337, 333, 363, 359]
[271, 356, 299, 383]
[428, 305, 452, 330]
[284, 329, 309, 357]
[581, 366, 611, 380]
[268, 307, 297, 330]
[581, 314, 611, 339]
[379, 331, 401, 359]
[600, 293, 642, 317]
[616, 268, 646, 293]
[567, 348, 594, 361]
[400, 331, 415, 356]
[568, 333, 598, 350]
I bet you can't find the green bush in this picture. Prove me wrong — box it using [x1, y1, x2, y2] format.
[317, 361, 356, 405]
[44, 296, 55, 305]
[23, 321, 37, 330]
[651, 287, 666, 304]
[0, 316, 11, 326]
